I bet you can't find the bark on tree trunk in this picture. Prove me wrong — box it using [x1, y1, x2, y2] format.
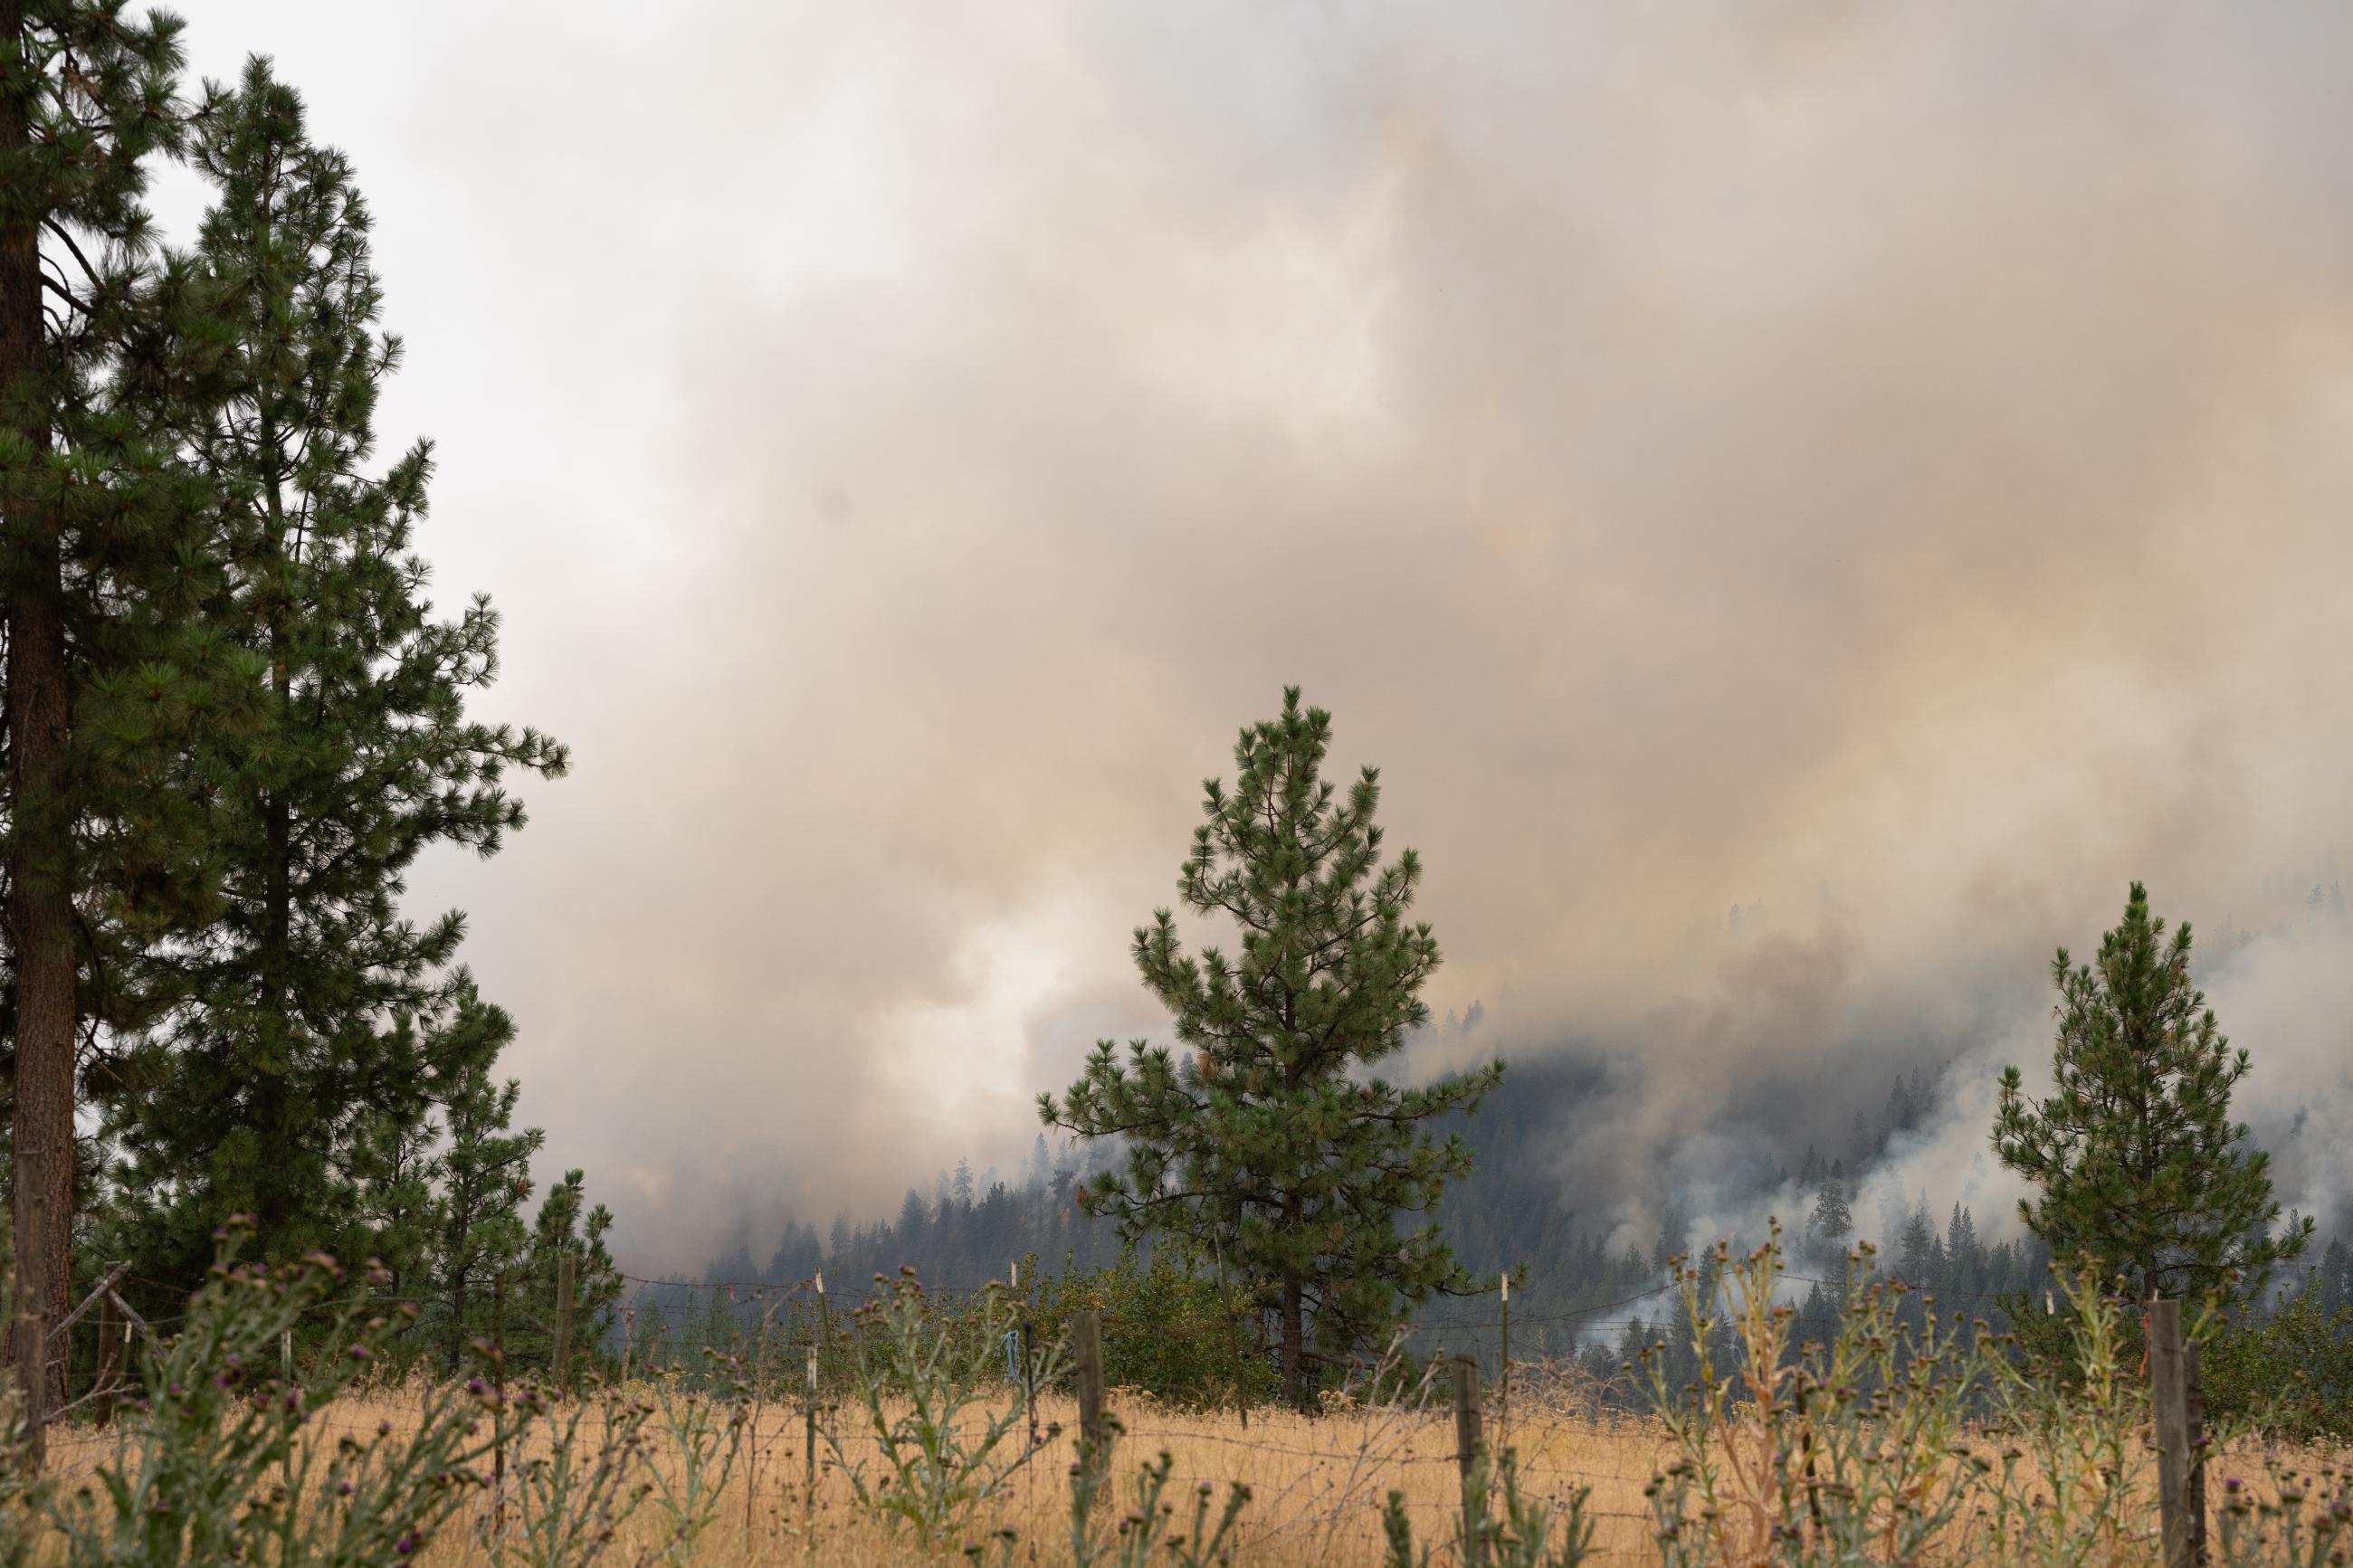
[0, 0, 72, 1468]
[5, 581, 73, 1455]
[255, 407, 293, 1249]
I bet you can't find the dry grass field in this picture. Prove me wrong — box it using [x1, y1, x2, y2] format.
[38, 1377, 2337, 1566]
[49, 1387, 1657, 1565]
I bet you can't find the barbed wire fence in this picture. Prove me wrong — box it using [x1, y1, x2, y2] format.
[583, 1264, 1749, 1553]
[27, 1252, 2221, 1564]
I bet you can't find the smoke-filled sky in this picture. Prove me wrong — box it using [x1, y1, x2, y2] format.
[169, 3, 2353, 1269]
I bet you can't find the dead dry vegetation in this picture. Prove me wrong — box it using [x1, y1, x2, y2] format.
[33, 1381, 2348, 1567]
[16, 1241, 2352, 1567]
[47, 1388, 1649, 1566]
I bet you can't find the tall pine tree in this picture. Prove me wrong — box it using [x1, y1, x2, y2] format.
[1042, 689, 1501, 1410]
[102, 60, 565, 1292]
[1994, 883, 2310, 1301]
[0, 1, 258, 1440]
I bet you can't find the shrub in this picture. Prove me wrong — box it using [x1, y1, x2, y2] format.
[2202, 1288, 2353, 1446]
[1026, 1243, 1279, 1410]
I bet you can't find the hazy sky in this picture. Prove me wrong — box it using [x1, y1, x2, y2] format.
[167, 3, 2353, 1269]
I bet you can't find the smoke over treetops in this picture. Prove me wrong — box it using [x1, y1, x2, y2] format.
[185, 3, 2353, 1270]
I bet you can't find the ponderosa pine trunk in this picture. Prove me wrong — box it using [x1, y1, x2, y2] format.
[256, 404, 293, 1249]
[1280, 1268, 1307, 1412]
[0, 0, 74, 1459]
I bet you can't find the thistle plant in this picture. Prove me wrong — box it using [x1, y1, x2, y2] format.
[1379, 1489, 1428, 1568]
[494, 1389, 654, 1568]
[1643, 1231, 1986, 1567]
[824, 1269, 1063, 1549]
[1065, 1416, 1251, 1568]
[1383, 1449, 1594, 1568]
[2215, 1459, 2353, 1567]
[52, 1230, 526, 1568]
[1968, 1263, 2147, 1568]
[640, 1372, 746, 1564]
[1638, 1225, 2152, 1568]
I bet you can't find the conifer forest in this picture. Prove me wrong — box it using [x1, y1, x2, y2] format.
[0, 4, 2350, 1564]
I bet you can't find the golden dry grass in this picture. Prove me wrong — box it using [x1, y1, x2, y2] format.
[37, 1383, 1662, 1564]
[33, 1381, 2337, 1565]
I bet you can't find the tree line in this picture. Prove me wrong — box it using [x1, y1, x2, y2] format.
[0, 6, 595, 1464]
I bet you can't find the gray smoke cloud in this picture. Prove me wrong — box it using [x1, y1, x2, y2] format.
[168, 2, 2353, 1269]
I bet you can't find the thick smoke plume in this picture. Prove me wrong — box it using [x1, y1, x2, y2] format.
[173, 3, 2353, 1269]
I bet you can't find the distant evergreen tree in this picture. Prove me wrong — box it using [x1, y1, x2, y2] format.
[1651, 1201, 1691, 1276]
[422, 1054, 538, 1372]
[350, 1094, 440, 1303]
[1806, 1172, 1853, 1267]
[528, 1168, 622, 1383]
[1885, 1077, 1915, 1138]
[104, 59, 565, 1295]
[1995, 883, 2310, 1301]
[1945, 1203, 1981, 1291]
[1896, 1201, 1940, 1288]
[1615, 1316, 1649, 1373]
[2317, 1236, 2350, 1316]
[894, 1187, 928, 1250]
[689, 1285, 738, 1365]
[627, 1297, 669, 1371]
[1043, 689, 1501, 1409]
[1847, 1110, 1874, 1168]
[1794, 1279, 1838, 1352]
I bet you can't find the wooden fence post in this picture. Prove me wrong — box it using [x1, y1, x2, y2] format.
[804, 1342, 819, 1562]
[1075, 1309, 1107, 1479]
[814, 1270, 832, 1393]
[1499, 1273, 1511, 1456]
[92, 1295, 116, 1430]
[2149, 1297, 2191, 1568]
[2185, 1337, 2208, 1566]
[1453, 1354, 1489, 1566]
[747, 1294, 776, 1536]
[492, 1271, 509, 1540]
[1015, 1258, 1038, 1451]
[553, 1255, 575, 1393]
